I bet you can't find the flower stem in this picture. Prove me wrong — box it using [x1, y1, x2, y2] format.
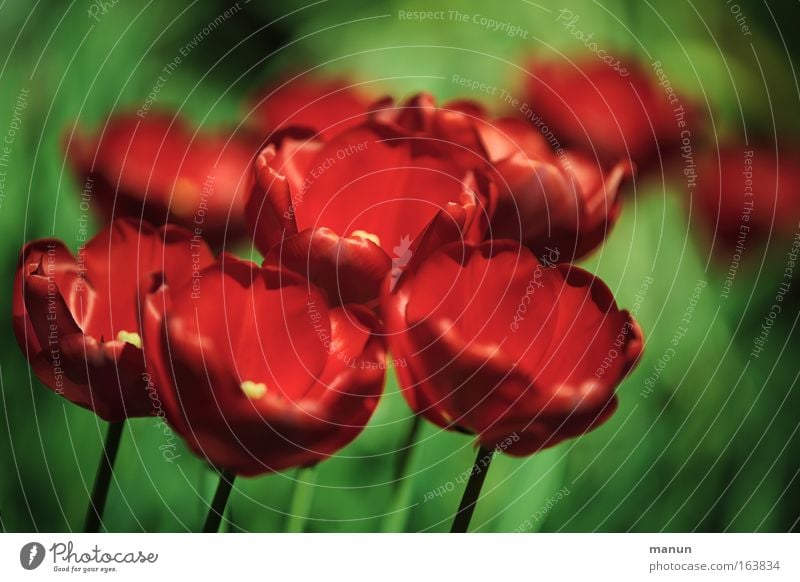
[450, 445, 494, 533]
[392, 416, 421, 489]
[286, 466, 316, 533]
[381, 416, 422, 532]
[203, 469, 236, 532]
[84, 420, 125, 532]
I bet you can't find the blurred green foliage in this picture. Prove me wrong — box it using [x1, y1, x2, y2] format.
[1, 0, 798, 532]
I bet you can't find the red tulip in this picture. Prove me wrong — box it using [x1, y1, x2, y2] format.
[382, 239, 642, 455]
[247, 106, 491, 306]
[694, 143, 800, 255]
[525, 58, 691, 173]
[487, 135, 633, 262]
[372, 94, 634, 260]
[247, 75, 373, 140]
[141, 255, 386, 476]
[65, 113, 260, 246]
[12, 219, 214, 421]
[248, 92, 631, 305]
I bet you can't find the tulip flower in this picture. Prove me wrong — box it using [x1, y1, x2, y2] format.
[487, 133, 633, 262]
[694, 143, 800, 255]
[247, 112, 491, 306]
[247, 75, 373, 140]
[372, 93, 634, 259]
[12, 218, 214, 422]
[141, 255, 386, 477]
[64, 113, 260, 246]
[248, 93, 631, 306]
[524, 58, 692, 174]
[382, 239, 642, 456]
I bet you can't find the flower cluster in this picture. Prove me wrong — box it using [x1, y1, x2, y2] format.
[15, 71, 653, 483]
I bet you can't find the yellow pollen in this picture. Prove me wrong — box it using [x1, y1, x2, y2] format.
[351, 230, 381, 247]
[240, 380, 267, 399]
[116, 330, 142, 349]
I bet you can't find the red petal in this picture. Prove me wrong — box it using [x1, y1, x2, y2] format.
[295, 124, 469, 257]
[265, 227, 391, 306]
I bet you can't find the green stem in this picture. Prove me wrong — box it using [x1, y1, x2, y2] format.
[451, 446, 494, 533]
[285, 466, 316, 533]
[391, 416, 421, 489]
[381, 416, 422, 532]
[203, 469, 236, 532]
[84, 420, 125, 532]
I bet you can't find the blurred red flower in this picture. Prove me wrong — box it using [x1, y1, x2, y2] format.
[524, 58, 692, 174]
[694, 143, 800, 255]
[141, 255, 386, 476]
[65, 113, 260, 246]
[382, 239, 642, 455]
[12, 219, 213, 421]
[247, 75, 373, 140]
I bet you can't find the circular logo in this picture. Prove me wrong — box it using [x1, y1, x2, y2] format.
[20, 542, 45, 570]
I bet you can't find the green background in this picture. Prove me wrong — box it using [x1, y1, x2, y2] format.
[1, 0, 799, 532]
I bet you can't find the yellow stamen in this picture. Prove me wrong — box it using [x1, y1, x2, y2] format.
[240, 380, 267, 399]
[351, 230, 381, 247]
[116, 330, 142, 349]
